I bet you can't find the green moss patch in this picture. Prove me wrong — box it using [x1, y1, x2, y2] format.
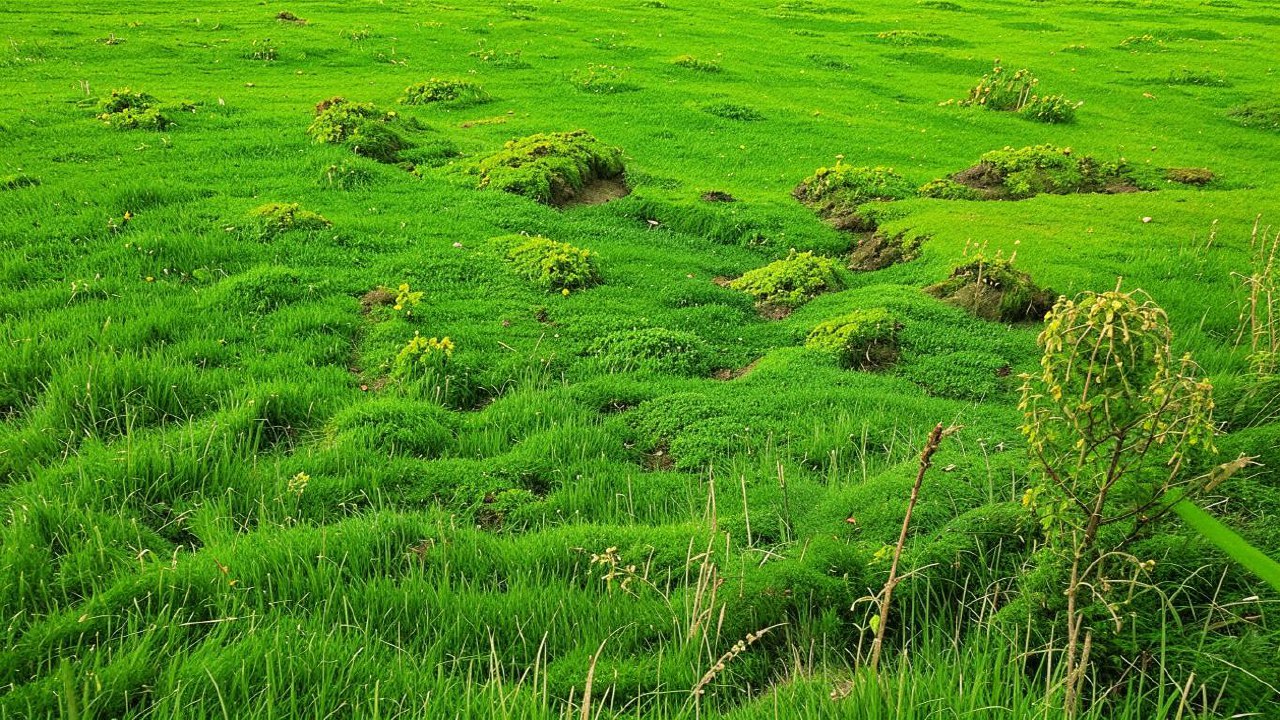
[943, 145, 1139, 200]
[96, 88, 175, 130]
[307, 98, 412, 163]
[249, 202, 332, 235]
[924, 256, 1056, 322]
[398, 79, 491, 106]
[729, 250, 843, 310]
[793, 162, 916, 231]
[495, 234, 601, 290]
[473, 131, 627, 206]
[804, 308, 900, 370]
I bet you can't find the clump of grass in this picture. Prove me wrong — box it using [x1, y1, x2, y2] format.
[805, 308, 900, 369]
[244, 38, 279, 61]
[925, 253, 1055, 322]
[97, 87, 172, 130]
[468, 46, 529, 68]
[319, 159, 377, 189]
[327, 398, 456, 457]
[1119, 33, 1165, 50]
[672, 55, 721, 72]
[569, 64, 638, 94]
[807, 53, 851, 70]
[0, 173, 39, 191]
[699, 101, 764, 121]
[1165, 167, 1215, 186]
[399, 79, 491, 106]
[307, 98, 410, 163]
[940, 145, 1137, 200]
[955, 60, 1080, 123]
[249, 202, 332, 234]
[587, 328, 713, 375]
[794, 160, 916, 230]
[729, 249, 843, 308]
[473, 131, 625, 206]
[496, 234, 601, 290]
[1228, 97, 1280, 131]
[392, 332, 455, 378]
[874, 30, 954, 46]
[1165, 68, 1231, 87]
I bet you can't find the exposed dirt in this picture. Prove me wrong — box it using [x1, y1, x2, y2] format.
[277, 11, 307, 23]
[360, 287, 396, 314]
[949, 162, 1008, 199]
[700, 190, 737, 203]
[849, 231, 926, 271]
[644, 445, 675, 472]
[556, 176, 631, 207]
[756, 302, 793, 320]
[712, 357, 762, 381]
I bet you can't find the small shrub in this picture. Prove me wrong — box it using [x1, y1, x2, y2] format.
[587, 328, 713, 375]
[0, 174, 39, 191]
[672, 55, 721, 72]
[497, 234, 601, 290]
[925, 254, 1056, 322]
[699, 102, 764, 121]
[473, 130, 625, 206]
[918, 178, 980, 200]
[568, 64, 637, 94]
[958, 61, 1079, 123]
[249, 202, 331, 234]
[794, 161, 915, 229]
[729, 249, 843, 308]
[805, 308, 900, 369]
[1164, 167, 1215, 186]
[1228, 98, 1280, 131]
[399, 79, 491, 106]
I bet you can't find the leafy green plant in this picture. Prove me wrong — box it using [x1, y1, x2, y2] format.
[805, 308, 900, 370]
[248, 202, 331, 234]
[398, 79, 491, 106]
[729, 249, 842, 308]
[394, 283, 424, 315]
[1017, 92, 1078, 123]
[392, 332, 455, 378]
[1017, 288, 1236, 715]
[498, 234, 601, 290]
[244, 38, 279, 61]
[473, 131, 625, 206]
[925, 252, 1055, 322]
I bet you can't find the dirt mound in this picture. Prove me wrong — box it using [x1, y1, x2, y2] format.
[700, 190, 737, 203]
[563, 176, 631, 207]
[925, 258, 1056, 322]
[849, 231, 925, 271]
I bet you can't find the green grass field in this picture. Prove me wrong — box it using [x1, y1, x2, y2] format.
[2, 0, 1279, 717]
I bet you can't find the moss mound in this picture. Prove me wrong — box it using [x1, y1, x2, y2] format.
[473, 131, 626, 206]
[495, 234, 601, 290]
[729, 250, 843, 309]
[1165, 167, 1216, 186]
[586, 328, 713, 376]
[925, 257, 1056, 322]
[793, 162, 916, 231]
[848, 231, 925, 271]
[307, 98, 411, 163]
[249, 202, 332, 234]
[943, 145, 1138, 200]
[805, 308, 900, 370]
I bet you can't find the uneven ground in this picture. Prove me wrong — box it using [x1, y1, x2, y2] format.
[1, 0, 1279, 718]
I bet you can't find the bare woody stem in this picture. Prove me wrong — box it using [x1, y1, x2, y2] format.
[868, 422, 954, 675]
